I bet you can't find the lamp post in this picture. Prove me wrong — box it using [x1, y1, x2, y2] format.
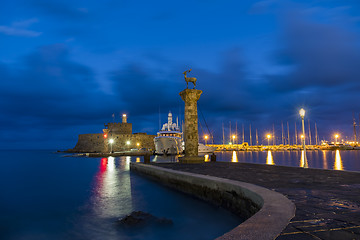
[299, 108, 308, 167]
[335, 134, 339, 144]
[266, 134, 271, 146]
[204, 135, 208, 145]
[232, 135, 236, 145]
[109, 139, 114, 153]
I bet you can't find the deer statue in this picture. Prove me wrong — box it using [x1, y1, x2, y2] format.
[183, 69, 197, 89]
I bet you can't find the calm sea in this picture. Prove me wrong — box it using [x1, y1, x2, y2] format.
[152, 150, 360, 172]
[0, 150, 240, 240]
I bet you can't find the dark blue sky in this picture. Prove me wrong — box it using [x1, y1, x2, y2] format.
[1, 0, 360, 149]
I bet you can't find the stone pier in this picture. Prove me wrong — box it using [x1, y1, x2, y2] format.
[179, 89, 204, 163]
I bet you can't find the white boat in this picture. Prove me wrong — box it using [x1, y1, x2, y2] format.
[198, 143, 217, 153]
[154, 112, 183, 155]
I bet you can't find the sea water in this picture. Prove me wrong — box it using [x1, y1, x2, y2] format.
[214, 150, 360, 171]
[153, 150, 360, 172]
[0, 150, 241, 240]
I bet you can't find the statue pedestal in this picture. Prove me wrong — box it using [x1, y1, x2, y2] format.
[178, 156, 204, 163]
[179, 89, 204, 163]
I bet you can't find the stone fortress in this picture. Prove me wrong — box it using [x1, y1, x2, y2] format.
[70, 114, 155, 153]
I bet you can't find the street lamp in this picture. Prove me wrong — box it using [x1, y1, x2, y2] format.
[266, 134, 271, 146]
[136, 142, 140, 148]
[232, 135, 236, 144]
[335, 134, 339, 144]
[109, 138, 114, 153]
[299, 108, 308, 168]
[204, 135, 208, 145]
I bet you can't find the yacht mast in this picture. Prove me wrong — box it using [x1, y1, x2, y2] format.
[353, 112, 357, 142]
[222, 122, 225, 145]
[281, 121, 284, 145]
[256, 128, 258, 145]
[272, 124, 275, 145]
[295, 122, 298, 145]
[249, 124, 252, 146]
[287, 121, 290, 145]
[315, 122, 318, 145]
[242, 124, 244, 143]
[235, 121, 238, 145]
[308, 119, 312, 145]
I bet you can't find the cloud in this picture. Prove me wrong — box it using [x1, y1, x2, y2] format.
[0, 18, 42, 37]
[27, 0, 89, 20]
[0, 44, 118, 148]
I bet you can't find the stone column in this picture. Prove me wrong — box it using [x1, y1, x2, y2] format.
[179, 89, 204, 163]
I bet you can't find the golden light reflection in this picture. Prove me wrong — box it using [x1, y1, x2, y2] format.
[232, 151, 238, 162]
[334, 150, 343, 170]
[266, 150, 274, 165]
[136, 157, 140, 163]
[322, 150, 328, 169]
[204, 154, 209, 162]
[300, 150, 308, 168]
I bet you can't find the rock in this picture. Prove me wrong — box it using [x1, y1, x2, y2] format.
[116, 211, 173, 228]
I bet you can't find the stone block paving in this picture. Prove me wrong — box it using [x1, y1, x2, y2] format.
[155, 162, 360, 240]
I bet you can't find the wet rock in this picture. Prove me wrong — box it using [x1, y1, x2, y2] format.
[116, 211, 173, 228]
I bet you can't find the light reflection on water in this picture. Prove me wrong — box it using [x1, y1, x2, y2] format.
[334, 150, 343, 171]
[232, 151, 238, 162]
[266, 151, 274, 165]
[68, 155, 242, 240]
[211, 150, 360, 171]
[0, 151, 242, 240]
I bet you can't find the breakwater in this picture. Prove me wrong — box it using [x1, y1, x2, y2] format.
[130, 162, 295, 240]
[153, 162, 360, 240]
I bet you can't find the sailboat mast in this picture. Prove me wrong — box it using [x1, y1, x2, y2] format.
[287, 121, 290, 145]
[272, 124, 275, 145]
[308, 119, 312, 145]
[249, 124, 252, 146]
[235, 121, 238, 145]
[295, 122, 298, 145]
[281, 121, 284, 145]
[242, 124, 245, 144]
[353, 112, 357, 142]
[315, 122, 318, 145]
[222, 122, 225, 145]
[256, 128, 258, 145]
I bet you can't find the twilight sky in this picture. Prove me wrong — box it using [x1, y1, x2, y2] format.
[1, 0, 360, 149]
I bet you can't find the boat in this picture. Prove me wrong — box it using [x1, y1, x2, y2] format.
[198, 143, 217, 153]
[154, 112, 183, 155]
[320, 141, 354, 150]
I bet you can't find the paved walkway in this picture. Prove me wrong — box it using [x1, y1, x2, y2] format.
[154, 162, 360, 240]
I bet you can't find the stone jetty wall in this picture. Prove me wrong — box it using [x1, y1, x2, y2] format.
[71, 132, 155, 153]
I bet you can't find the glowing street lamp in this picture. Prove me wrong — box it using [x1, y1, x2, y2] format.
[334, 134, 339, 144]
[299, 108, 308, 168]
[204, 135, 208, 145]
[266, 134, 271, 146]
[232, 135, 236, 144]
[109, 138, 114, 153]
[136, 142, 140, 148]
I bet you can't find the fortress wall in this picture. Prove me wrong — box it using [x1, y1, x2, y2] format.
[73, 133, 105, 152]
[107, 123, 132, 134]
[72, 133, 155, 153]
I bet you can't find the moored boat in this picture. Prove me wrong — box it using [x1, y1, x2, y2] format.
[154, 112, 183, 155]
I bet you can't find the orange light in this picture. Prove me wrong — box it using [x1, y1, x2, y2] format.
[103, 133, 108, 139]
[204, 135, 208, 140]
[300, 135, 304, 139]
[266, 134, 271, 139]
